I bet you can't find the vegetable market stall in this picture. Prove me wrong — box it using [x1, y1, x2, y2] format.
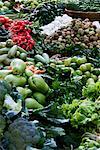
[0, 0, 100, 150]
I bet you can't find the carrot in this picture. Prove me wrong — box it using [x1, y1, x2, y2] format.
[34, 70, 45, 74]
[26, 65, 35, 72]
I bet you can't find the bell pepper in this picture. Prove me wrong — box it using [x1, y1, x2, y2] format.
[28, 75, 49, 94]
[10, 58, 26, 75]
[5, 74, 26, 87]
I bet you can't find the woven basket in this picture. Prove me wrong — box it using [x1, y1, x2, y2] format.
[65, 9, 100, 21]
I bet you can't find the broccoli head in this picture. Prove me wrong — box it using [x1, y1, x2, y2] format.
[4, 118, 44, 150]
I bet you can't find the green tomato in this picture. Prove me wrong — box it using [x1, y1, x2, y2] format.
[85, 63, 92, 71]
[71, 56, 78, 63]
[64, 57, 72, 66]
[4, 1, 10, 7]
[76, 57, 87, 65]
[80, 64, 87, 72]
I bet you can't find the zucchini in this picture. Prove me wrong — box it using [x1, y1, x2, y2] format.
[34, 54, 47, 64]
[17, 46, 27, 54]
[42, 53, 50, 63]
[8, 45, 17, 58]
[0, 47, 10, 55]
[0, 54, 8, 63]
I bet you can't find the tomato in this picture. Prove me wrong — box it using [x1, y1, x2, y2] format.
[0, 17, 6, 24]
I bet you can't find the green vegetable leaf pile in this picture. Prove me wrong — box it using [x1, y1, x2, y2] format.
[62, 99, 100, 129]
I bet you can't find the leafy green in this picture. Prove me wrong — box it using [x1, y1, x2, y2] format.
[62, 99, 100, 129]
[3, 94, 22, 114]
[82, 81, 100, 100]
[77, 132, 100, 150]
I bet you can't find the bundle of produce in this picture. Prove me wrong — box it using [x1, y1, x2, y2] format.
[45, 55, 100, 103]
[28, 1, 67, 26]
[43, 18, 100, 53]
[0, 39, 28, 66]
[62, 99, 100, 129]
[4, 117, 44, 149]
[0, 81, 45, 148]
[0, 16, 13, 29]
[0, 57, 49, 110]
[0, 16, 36, 50]
[9, 20, 36, 51]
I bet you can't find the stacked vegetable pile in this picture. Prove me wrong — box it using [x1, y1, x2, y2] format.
[0, 16, 35, 50]
[29, 1, 67, 26]
[44, 18, 100, 53]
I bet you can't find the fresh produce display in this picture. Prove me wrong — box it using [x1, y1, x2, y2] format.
[0, 40, 28, 66]
[28, 1, 67, 26]
[9, 20, 35, 50]
[44, 18, 100, 54]
[0, 1, 100, 150]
